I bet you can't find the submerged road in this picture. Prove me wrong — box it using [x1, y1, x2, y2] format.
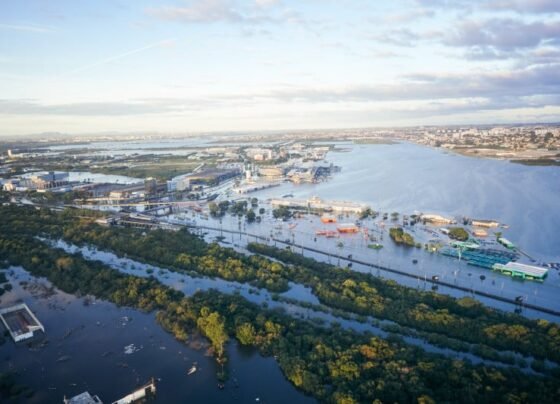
[188, 223, 560, 319]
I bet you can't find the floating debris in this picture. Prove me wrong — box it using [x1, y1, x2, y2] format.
[56, 355, 71, 363]
[187, 364, 197, 375]
[120, 316, 132, 326]
[123, 343, 142, 354]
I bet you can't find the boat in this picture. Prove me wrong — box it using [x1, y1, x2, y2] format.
[187, 365, 197, 375]
[367, 243, 383, 250]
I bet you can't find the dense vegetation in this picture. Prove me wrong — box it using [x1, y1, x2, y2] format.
[247, 243, 560, 365]
[449, 227, 469, 241]
[1, 234, 559, 403]
[389, 227, 417, 247]
[512, 158, 560, 167]
[272, 206, 293, 220]
[209, 200, 259, 222]
[2, 205, 560, 366]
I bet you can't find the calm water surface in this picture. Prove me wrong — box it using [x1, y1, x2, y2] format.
[0, 267, 315, 404]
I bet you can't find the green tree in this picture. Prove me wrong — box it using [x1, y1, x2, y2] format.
[236, 323, 256, 345]
[197, 309, 228, 358]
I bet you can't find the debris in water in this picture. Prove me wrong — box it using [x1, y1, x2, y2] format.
[124, 343, 142, 354]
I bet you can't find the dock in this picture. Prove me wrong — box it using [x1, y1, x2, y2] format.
[0, 303, 45, 342]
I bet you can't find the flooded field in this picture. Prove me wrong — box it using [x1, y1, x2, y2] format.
[0, 267, 315, 403]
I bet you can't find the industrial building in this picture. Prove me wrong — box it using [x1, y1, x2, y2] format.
[167, 168, 240, 192]
[421, 214, 455, 225]
[25, 171, 69, 190]
[471, 219, 500, 228]
[233, 182, 280, 194]
[492, 262, 548, 281]
[0, 303, 45, 342]
[64, 392, 103, 404]
[337, 223, 359, 233]
[498, 237, 516, 249]
[271, 196, 367, 214]
[258, 166, 285, 178]
[472, 229, 488, 237]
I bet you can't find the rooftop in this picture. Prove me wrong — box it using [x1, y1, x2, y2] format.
[0, 303, 45, 342]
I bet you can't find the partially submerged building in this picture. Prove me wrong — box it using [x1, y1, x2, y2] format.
[271, 196, 367, 214]
[26, 171, 69, 190]
[64, 392, 103, 404]
[492, 262, 548, 281]
[0, 303, 45, 342]
[421, 214, 455, 225]
[167, 168, 240, 192]
[471, 219, 500, 228]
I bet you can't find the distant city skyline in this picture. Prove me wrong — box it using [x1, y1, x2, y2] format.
[1, 0, 559, 136]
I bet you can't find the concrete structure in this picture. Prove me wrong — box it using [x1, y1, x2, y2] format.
[108, 184, 145, 200]
[321, 215, 337, 223]
[258, 166, 285, 178]
[271, 196, 367, 214]
[492, 262, 548, 281]
[2, 179, 19, 191]
[167, 169, 240, 192]
[498, 237, 515, 249]
[450, 240, 480, 250]
[246, 148, 274, 161]
[233, 182, 280, 194]
[27, 171, 69, 190]
[473, 229, 488, 237]
[112, 378, 156, 404]
[0, 303, 45, 342]
[421, 214, 455, 225]
[144, 178, 158, 195]
[64, 392, 103, 404]
[337, 223, 359, 233]
[472, 219, 500, 228]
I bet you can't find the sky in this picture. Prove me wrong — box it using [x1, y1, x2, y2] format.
[0, 0, 559, 136]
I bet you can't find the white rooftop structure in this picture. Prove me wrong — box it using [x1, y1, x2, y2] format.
[64, 392, 103, 404]
[497, 262, 549, 278]
[0, 303, 45, 342]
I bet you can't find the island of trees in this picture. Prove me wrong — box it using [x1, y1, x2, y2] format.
[448, 227, 469, 241]
[389, 227, 418, 247]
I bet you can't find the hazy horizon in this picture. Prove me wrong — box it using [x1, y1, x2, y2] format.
[1, 0, 559, 136]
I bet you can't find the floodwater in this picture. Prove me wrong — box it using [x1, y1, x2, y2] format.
[68, 171, 142, 184]
[248, 142, 560, 263]
[201, 142, 560, 314]
[49, 240, 549, 370]
[0, 267, 315, 403]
